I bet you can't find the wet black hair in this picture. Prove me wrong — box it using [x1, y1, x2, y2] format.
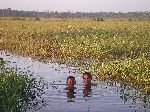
[82, 72, 92, 79]
[67, 76, 75, 81]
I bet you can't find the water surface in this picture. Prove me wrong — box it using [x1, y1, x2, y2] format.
[0, 50, 149, 112]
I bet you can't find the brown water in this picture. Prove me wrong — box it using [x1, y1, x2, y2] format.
[0, 50, 149, 112]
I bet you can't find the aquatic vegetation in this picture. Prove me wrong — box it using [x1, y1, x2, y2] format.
[0, 18, 150, 98]
[0, 58, 47, 112]
[102, 55, 150, 95]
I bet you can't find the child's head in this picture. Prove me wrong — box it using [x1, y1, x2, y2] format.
[82, 72, 92, 85]
[67, 76, 76, 86]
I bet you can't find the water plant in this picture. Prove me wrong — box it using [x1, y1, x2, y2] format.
[0, 18, 149, 98]
[101, 55, 150, 95]
[0, 58, 47, 112]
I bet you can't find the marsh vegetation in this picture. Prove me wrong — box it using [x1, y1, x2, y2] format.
[0, 18, 150, 105]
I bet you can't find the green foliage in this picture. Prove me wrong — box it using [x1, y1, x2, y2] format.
[0, 59, 47, 112]
[102, 55, 150, 95]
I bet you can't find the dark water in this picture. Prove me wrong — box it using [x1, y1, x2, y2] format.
[0, 50, 149, 112]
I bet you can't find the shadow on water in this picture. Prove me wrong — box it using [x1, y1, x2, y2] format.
[0, 50, 149, 112]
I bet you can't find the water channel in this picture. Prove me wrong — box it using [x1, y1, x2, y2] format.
[0, 50, 149, 112]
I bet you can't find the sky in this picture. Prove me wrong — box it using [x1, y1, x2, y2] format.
[0, 0, 150, 12]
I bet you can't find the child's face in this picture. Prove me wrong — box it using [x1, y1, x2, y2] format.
[83, 74, 92, 85]
[67, 79, 75, 86]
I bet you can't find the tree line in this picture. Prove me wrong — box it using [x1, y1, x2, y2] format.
[0, 8, 149, 19]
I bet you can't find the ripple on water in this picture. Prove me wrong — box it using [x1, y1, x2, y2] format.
[0, 50, 149, 112]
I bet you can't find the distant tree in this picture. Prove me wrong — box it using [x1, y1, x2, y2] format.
[35, 17, 40, 21]
[95, 18, 104, 21]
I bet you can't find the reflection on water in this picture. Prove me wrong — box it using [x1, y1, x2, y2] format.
[83, 85, 92, 98]
[66, 88, 76, 102]
[119, 83, 150, 109]
[0, 50, 150, 112]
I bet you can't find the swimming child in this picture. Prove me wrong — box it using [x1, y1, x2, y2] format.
[66, 76, 76, 102]
[82, 72, 92, 85]
[82, 72, 97, 86]
[66, 76, 76, 90]
[82, 72, 97, 98]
